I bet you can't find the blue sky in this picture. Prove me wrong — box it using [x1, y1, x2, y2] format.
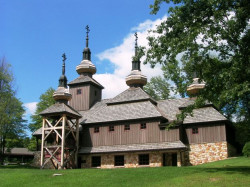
[0, 0, 170, 132]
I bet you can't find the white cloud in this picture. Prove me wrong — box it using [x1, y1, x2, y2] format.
[95, 16, 167, 99]
[24, 102, 38, 116]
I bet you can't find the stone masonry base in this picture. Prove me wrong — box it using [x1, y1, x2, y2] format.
[80, 151, 182, 169]
[187, 141, 231, 165]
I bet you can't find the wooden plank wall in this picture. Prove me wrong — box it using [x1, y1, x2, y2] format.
[69, 85, 90, 111]
[81, 121, 179, 147]
[89, 85, 102, 108]
[185, 124, 226, 144]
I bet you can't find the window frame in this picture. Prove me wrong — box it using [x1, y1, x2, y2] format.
[140, 123, 146, 129]
[76, 88, 82, 95]
[91, 156, 101, 167]
[192, 127, 199, 134]
[124, 124, 130, 131]
[139, 154, 149, 165]
[109, 125, 114, 132]
[94, 127, 99, 133]
[114, 155, 124, 167]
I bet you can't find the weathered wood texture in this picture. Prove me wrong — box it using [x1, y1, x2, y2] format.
[69, 84, 101, 111]
[89, 84, 102, 108]
[185, 124, 226, 144]
[69, 85, 90, 111]
[81, 121, 179, 147]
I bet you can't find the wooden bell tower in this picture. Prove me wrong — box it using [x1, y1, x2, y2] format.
[39, 53, 81, 169]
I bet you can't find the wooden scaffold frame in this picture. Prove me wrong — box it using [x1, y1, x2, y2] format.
[40, 114, 79, 169]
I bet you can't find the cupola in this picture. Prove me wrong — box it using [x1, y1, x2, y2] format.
[125, 33, 147, 88]
[53, 53, 72, 103]
[76, 25, 96, 76]
[187, 71, 205, 96]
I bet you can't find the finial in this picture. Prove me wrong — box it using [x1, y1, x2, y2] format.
[62, 53, 66, 75]
[134, 32, 138, 56]
[85, 25, 90, 47]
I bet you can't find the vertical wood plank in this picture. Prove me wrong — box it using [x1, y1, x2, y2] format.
[60, 115, 66, 169]
[40, 117, 45, 168]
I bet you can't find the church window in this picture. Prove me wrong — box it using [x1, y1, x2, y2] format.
[192, 127, 199, 134]
[91, 156, 101, 167]
[140, 123, 146, 129]
[139, 154, 149, 165]
[77, 89, 82, 95]
[94, 127, 99, 133]
[114, 155, 124, 166]
[124, 124, 130, 130]
[109, 125, 114, 131]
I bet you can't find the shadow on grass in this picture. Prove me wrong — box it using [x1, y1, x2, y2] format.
[0, 165, 39, 169]
[190, 166, 250, 176]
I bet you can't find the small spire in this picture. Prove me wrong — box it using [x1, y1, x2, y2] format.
[134, 32, 138, 57]
[62, 53, 66, 75]
[132, 32, 140, 71]
[59, 53, 68, 88]
[82, 25, 91, 60]
[86, 25, 90, 48]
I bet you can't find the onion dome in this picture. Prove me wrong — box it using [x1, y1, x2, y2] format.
[126, 32, 147, 88]
[76, 25, 96, 76]
[53, 53, 72, 103]
[187, 71, 205, 96]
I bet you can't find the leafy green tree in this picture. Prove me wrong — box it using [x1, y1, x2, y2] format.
[144, 0, 250, 123]
[29, 87, 55, 132]
[0, 58, 27, 164]
[144, 76, 171, 100]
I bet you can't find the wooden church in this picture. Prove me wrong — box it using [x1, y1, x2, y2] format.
[35, 26, 235, 169]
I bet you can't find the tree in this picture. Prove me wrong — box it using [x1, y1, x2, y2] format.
[144, 76, 171, 100]
[144, 0, 250, 123]
[0, 58, 27, 164]
[29, 87, 55, 132]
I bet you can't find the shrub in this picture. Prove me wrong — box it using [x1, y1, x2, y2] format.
[242, 142, 250, 157]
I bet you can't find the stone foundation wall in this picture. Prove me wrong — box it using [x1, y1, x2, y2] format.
[80, 151, 166, 169]
[188, 141, 228, 165]
[30, 151, 41, 168]
[31, 151, 54, 169]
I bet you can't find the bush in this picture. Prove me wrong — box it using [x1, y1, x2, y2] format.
[242, 142, 250, 157]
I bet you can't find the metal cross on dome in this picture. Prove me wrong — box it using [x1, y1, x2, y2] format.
[86, 25, 90, 37]
[62, 53, 66, 75]
[62, 53, 67, 62]
[134, 32, 138, 46]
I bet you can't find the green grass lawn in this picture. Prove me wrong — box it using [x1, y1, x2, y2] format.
[0, 157, 249, 187]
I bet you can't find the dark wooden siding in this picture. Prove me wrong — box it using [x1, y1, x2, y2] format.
[185, 124, 226, 144]
[89, 85, 102, 108]
[69, 85, 90, 111]
[81, 121, 179, 147]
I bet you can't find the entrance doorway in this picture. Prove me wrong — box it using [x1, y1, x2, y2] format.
[172, 153, 177, 166]
[162, 153, 177, 166]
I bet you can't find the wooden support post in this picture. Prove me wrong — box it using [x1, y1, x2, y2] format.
[75, 119, 79, 167]
[40, 118, 45, 168]
[60, 114, 66, 169]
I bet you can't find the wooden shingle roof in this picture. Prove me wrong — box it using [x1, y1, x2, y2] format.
[80, 99, 163, 124]
[106, 87, 156, 105]
[79, 141, 187, 154]
[40, 102, 82, 118]
[68, 75, 104, 88]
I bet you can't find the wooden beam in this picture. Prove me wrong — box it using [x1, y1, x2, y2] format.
[60, 114, 66, 169]
[75, 118, 80, 167]
[40, 118, 45, 168]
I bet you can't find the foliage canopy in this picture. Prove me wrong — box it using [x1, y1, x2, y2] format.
[144, 0, 250, 123]
[0, 58, 27, 163]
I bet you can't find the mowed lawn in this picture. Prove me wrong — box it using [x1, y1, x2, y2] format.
[0, 157, 249, 187]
